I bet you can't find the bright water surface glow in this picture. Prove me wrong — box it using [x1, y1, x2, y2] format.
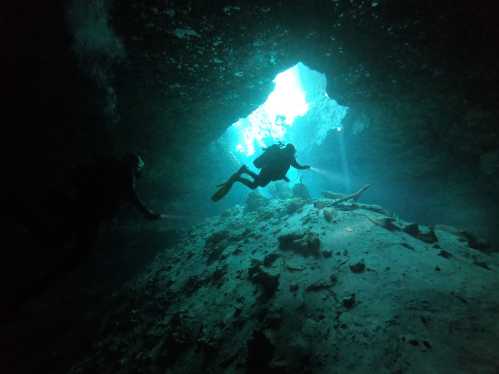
[216, 62, 351, 197]
[234, 65, 309, 156]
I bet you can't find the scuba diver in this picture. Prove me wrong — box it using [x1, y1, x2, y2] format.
[53, 152, 166, 253]
[212, 143, 311, 201]
[7, 152, 166, 310]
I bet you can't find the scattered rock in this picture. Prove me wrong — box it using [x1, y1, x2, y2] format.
[403, 223, 438, 244]
[435, 225, 488, 253]
[182, 275, 203, 296]
[322, 250, 333, 258]
[292, 182, 311, 199]
[248, 261, 280, 302]
[438, 250, 452, 259]
[278, 231, 321, 257]
[349, 261, 366, 273]
[263, 252, 280, 267]
[285, 198, 306, 214]
[306, 275, 337, 292]
[285, 259, 306, 272]
[342, 294, 356, 309]
[460, 231, 493, 253]
[401, 335, 432, 351]
[66, 194, 499, 374]
[232, 227, 252, 241]
[323, 209, 334, 222]
[400, 242, 415, 251]
[314, 200, 325, 209]
[204, 230, 230, 264]
[369, 217, 401, 231]
[206, 230, 229, 245]
[473, 260, 491, 270]
[245, 191, 269, 212]
[208, 265, 228, 287]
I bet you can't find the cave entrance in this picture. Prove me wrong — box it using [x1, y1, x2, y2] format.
[218, 62, 349, 188]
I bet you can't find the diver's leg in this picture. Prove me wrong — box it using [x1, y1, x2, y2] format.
[237, 173, 271, 189]
[253, 169, 273, 188]
[239, 165, 259, 179]
[257, 177, 272, 187]
[235, 176, 259, 189]
[217, 165, 250, 188]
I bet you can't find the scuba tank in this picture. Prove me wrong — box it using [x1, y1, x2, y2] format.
[253, 142, 285, 169]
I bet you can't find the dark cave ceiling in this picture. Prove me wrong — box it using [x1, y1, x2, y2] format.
[4, 0, 499, 201]
[103, 0, 498, 155]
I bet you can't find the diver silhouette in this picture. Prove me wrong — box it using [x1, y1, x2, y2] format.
[212, 143, 311, 201]
[61, 152, 165, 247]
[8, 152, 165, 310]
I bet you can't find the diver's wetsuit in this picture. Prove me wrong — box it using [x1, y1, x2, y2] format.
[4, 154, 163, 313]
[236, 146, 310, 189]
[62, 155, 160, 252]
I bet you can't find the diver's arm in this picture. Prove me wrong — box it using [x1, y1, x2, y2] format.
[291, 158, 311, 170]
[128, 173, 161, 220]
[131, 190, 161, 220]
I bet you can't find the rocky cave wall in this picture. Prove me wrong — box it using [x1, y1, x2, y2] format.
[92, 0, 499, 241]
[3, 0, 499, 312]
[2, 1, 499, 372]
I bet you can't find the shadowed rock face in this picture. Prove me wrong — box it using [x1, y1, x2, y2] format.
[62, 198, 499, 373]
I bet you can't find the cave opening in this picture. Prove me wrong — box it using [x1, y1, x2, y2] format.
[216, 62, 349, 198]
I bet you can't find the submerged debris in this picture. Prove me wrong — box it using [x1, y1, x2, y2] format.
[322, 184, 371, 205]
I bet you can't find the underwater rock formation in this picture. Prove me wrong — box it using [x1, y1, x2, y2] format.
[4, 2, 499, 373]
[68, 197, 499, 374]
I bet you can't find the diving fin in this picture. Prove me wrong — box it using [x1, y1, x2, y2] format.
[211, 181, 233, 202]
[211, 166, 248, 202]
